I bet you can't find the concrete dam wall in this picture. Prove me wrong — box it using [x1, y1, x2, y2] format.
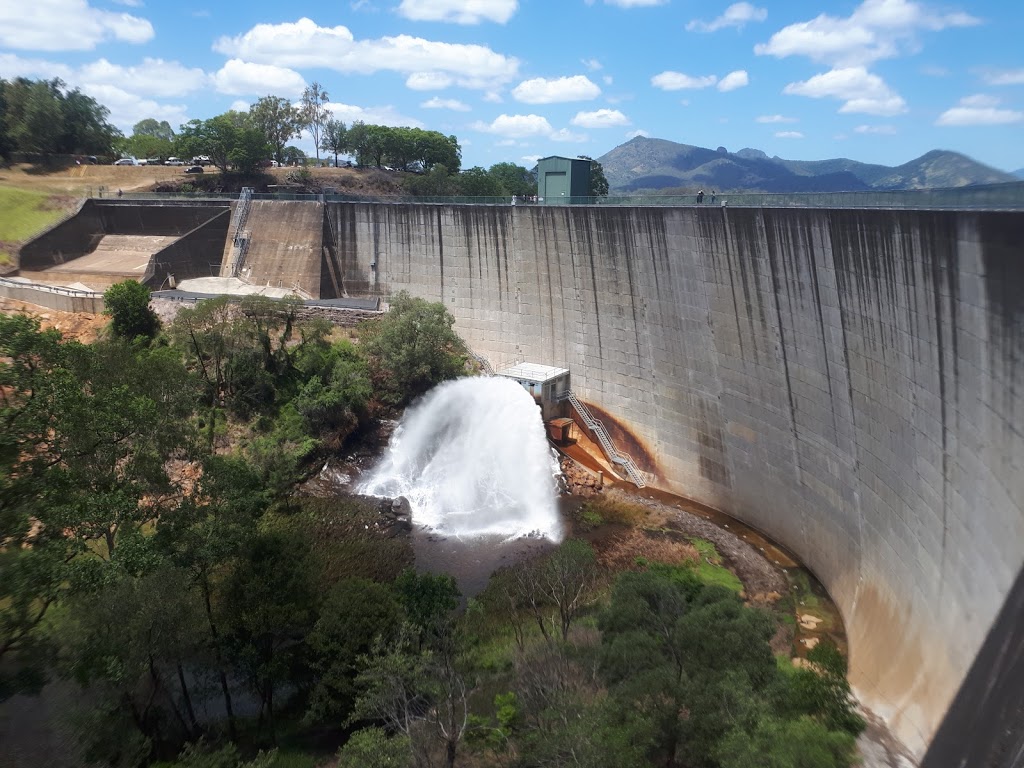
[329, 201, 1024, 758]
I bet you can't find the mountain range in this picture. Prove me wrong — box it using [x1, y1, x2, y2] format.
[597, 137, 1019, 193]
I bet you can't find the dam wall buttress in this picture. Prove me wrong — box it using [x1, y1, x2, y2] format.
[329, 201, 1024, 757]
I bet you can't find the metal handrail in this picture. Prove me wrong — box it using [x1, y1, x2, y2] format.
[564, 391, 646, 488]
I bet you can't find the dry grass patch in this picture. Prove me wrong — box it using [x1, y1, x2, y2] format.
[598, 528, 698, 572]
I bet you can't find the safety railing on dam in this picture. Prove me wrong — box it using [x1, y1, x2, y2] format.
[115, 181, 1024, 210]
[563, 391, 646, 488]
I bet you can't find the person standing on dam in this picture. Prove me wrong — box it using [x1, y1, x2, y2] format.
[697, 189, 705, 204]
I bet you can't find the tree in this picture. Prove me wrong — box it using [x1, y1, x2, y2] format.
[132, 118, 175, 140]
[59, 88, 120, 155]
[8, 79, 64, 155]
[579, 154, 609, 197]
[352, 627, 471, 768]
[176, 112, 265, 174]
[221, 530, 317, 742]
[320, 118, 348, 165]
[786, 639, 865, 736]
[405, 164, 459, 197]
[458, 167, 505, 197]
[281, 145, 306, 166]
[716, 716, 857, 768]
[306, 578, 402, 723]
[118, 132, 173, 162]
[488, 162, 536, 197]
[299, 82, 330, 162]
[541, 540, 598, 642]
[337, 727, 412, 768]
[358, 291, 468, 405]
[249, 96, 302, 164]
[103, 280, 160, 341]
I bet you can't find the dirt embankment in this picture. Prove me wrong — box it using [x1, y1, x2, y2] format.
[0, 297, 107, 343]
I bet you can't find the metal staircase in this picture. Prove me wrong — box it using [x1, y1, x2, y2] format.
[563, 391, 647, 488]
[228, 187, 254, 278]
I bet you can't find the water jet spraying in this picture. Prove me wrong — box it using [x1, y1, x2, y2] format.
[359, 376, 563, 541]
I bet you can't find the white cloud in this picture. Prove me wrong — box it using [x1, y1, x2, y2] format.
[603, 75, 613, 86]
[571, 108, 630, 127]
[651, 71, 717, 90]
[111, 0, 143, 6]
[756, 114, 797, 123]
[550, 128, 588, 142]
[473, 114, 553, 138]
[717, 70, 749, 91]
[0, 52, 73, 81]
[984, 69, 1024, 86]
[599, 0, 668, 6]
[212, 59, 306, 97]
[406, 72, 455, 91]
[783, 66, 908, 115]
[483, 91, 503, 103]
[78, 58, 208, 98]
[754, 0, 980, 67]
[775, 131, 805, 138]
[687, 2, 767, 33]
[582, 58, 602, 71]
[522, 154, 541, 165]
[78, 83, 189, 132]
[421, 97, 471, 111]
[397, 0, 518, 24]
[936, 94, 1024, 126]
[229, 100, 250, 113]
[214, 18, 519, 90]
[626, 129, 650, 138]
[854, 124, 897, 134]
[326, 102, 424, 128]
[0, 0, 153, 51]
[511, 75, 601, 104]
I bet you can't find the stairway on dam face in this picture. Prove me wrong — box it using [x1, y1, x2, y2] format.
[218, 201, 323, 297]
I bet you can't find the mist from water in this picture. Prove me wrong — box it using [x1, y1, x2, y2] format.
[358, 376, 562, 541]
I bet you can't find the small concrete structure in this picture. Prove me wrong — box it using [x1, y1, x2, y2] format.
[495, 362, 569, 420]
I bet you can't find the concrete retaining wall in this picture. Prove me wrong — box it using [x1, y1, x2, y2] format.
[149, 209, 232, 288]
[0, 278, 104, 313]
[328, 201, 1024, 758]
[18, 200, 230, 273]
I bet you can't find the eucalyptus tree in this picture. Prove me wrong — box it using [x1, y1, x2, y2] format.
[249, 95, 302, 164]
[299, 82, 331, 162]
[320, 118, 348, 165]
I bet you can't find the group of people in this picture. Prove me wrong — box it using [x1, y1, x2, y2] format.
[696, 189, 717, 204]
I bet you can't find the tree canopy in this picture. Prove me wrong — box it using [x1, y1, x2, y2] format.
[176, 112, 269, 174]
[0, 77, 121, 159]
[249, 96, 302, 165]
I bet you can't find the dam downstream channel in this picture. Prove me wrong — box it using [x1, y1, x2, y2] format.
[17, 197, 1024, 760]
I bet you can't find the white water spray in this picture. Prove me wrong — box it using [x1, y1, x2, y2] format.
[359, 377, 563, 541]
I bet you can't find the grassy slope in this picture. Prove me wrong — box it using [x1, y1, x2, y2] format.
[0, 187, 69, 265]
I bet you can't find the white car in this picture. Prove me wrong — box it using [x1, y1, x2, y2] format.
[165, 157, 184, 166]
[113, 158, 137, 166]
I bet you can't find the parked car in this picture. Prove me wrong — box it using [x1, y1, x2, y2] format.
[113, 158, 137, 166]
[165, 157, 184, 166]
[184, 166, 204, 174]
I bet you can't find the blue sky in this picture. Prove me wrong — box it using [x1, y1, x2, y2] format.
[2, 0, 1023, 172]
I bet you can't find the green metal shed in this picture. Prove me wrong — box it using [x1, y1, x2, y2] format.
[537, 156, 592, 204]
